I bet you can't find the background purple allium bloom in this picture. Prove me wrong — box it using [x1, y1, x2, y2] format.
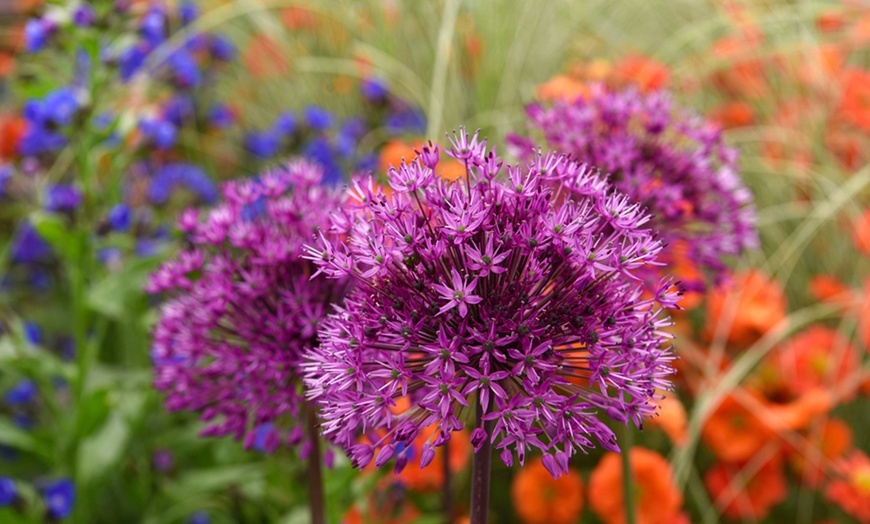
[509, 84, 757, 290]
[146, 159, 351, 451]
[302, 128, 680, 478]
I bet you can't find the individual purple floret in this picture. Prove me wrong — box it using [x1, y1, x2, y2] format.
[302, 128, 679, 478]
[146, 159, 351, 452]
[509, 84, 757, 290]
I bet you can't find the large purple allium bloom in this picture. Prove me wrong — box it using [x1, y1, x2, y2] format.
[510, 85, 757, 291]
[302, 128, 680, 478]
[146, 159, 351, 451]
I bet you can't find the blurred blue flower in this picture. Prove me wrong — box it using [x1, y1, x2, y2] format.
[45, 184, 82, 212]
[187, 511, 210, 524]
[208, 104, 234, 129]
[4, 379, 36, 406]
[163, 96, 195, 126]
[252, 423, 277, 453]
[12, 414, 34, 430]
[108, 203, 131, 231]
[0, 164, 12, 197]
[168, 50, 201, 88]
[244, 131, 280, 159]
[43, 88, 80, 127]
[0, 477, 16, 506]
[41, 479, 75, 520]
[303, 137, 341, 185]
[118, 44, 150, 81]
[210, 35, 236, 62]
[273, 112, 297, 136]
[148, 163, 218, 205]
[10, 223, 52, 264]
[25, 19, 53, 53]
[73, 4, 96, 27]
[24, 321, 41, 345]
[303, 105, 333, 131]
[385, 107, 426, 134]
[179, 2, 199, 26]
[141, 8, 167, 46]
[360, 78, 388, 101]
[140, 119, 177, 150]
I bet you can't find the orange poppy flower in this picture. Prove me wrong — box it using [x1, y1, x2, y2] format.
[854, 208, 870, 257]
[839, 68, 870, 133]
[702, 390, 773, 463]
[797, 45, 844, 88]
[704, 454, 788, 521]
[588, 447, 683, 524]
[281, 6, 319, 31]
[512, 456, 584, 524]
[848, 12, 870, 46]
[705, 270, 787, 347]
[440, 160, 467, 182]
[825, 450, 870, 523]
[613, 54, 669, 92]
[343, 479, 421, 524]
[860, 278, 870, 350]
[0, 114, 26, 159]
[658, 241, 704, 310]
[825, 124, 867, 172]
[808, 274, 855, 307]
[535, 74, 588, 103]
[769, 325, 859, 400]
[789, 417, 853, 487]
[710, 36, 768, 99]
[761, 99, 814, 174]
[708, 101, 755, 129]
[816, 10, 845, 32]
[243, 34, 290, 79]
[378, 139, 425, 172]
[647, 392, 688, 446]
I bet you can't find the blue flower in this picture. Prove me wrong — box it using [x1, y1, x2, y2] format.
[0, 477, 16, 506]
[24, 19, 53, 53]
[303, 137, 342, 185]
[179, 2, 199, 25]
[384, 107, 426, 134]
[118, 44, 150, 81]
[303, 105, 333, 131]
[41, 479, 75, 520]
[360, 78, 388, 101]
[244, 131, 280, 159]
[0, 164, 12, 197]
[252, 423, 276, 453]
[210, 35, 236, 62]
[45, 184, 82, 212]
[168, 50, 201, 88]
[10, 223, 52, 264]
[141, 9, 167, 46]
[18, 127, 67, 156]
[208, 104, 234, 129]
[140, 119, 177, 150]
[163, 96, 195, 126]
[73, 4, 96, 27]
[4, 379, 36, 406]
[24, 321, 41, 345]
[272, 112, 297, 136]
[187, 511, 211, 524]
[148, 163, 218, 205]
[43, 88, 79, 127]
[108, 203, 131, 231]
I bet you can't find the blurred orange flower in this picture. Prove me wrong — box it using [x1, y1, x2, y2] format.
[647, 392, 688, 446]
[535, 74, 588, 103]
[816, 10, 845, 33]
[860, 278, 870, 350]
[702, 391, 772, 462]
[343, 479, 420, 524]
[588, 447, 683, 524]
[0, 114, 26, 160]
[854, 209, 870, 257]
[808, 274, 854, 306]
[825, 450, 870, 523]
[281, 6, 319, 31]
[710, 36, 768, 99]
[378, 139, 425, 172]
[613, 54, 669, 92]
[839, 68, 870, 133]
[705, 270, 787, 347]
[395, 427, 470, 492]
[789, 417, 853, 487]
[768, 325, 859, 399]
[708, 101, 755, 129]
[243, 34, 290, 79]
[825, 124, 867, 172]
[512, 456, 584, 524]
[704, 454, 788, 521]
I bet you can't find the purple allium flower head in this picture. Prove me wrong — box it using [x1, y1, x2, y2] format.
[510, 85, 757, 289]
[302, 128, 679, 478]
[147, 159, 352, 450]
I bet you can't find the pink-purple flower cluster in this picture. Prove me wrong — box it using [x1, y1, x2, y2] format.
[302, 129, 680, 478]
[146, 159, 350, 452]
[510, 85, 757, 291]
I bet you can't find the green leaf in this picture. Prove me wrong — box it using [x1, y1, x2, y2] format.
[30, 212, 86, 263]
[86, 256, 162, 319]
[0, 417, 38, 452]
[76, 391, 146, 487]
[166, 464, 264, 498]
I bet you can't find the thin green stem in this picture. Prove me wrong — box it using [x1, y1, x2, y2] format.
[470, 403, 493, 524]
[307, 409, 326, 524]
[621, 424, 637, 524]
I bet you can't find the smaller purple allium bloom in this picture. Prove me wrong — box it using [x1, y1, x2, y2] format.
[510, 84, 758, 289]
[73, 4, 96, 27]
[4, 379, 36, 406]
[302, 128, 680, 478]
[147, 159, 352, 451]
[0, 477, 16, 506]
[44, 184, 82, 212]
[41, 479, 75, 520]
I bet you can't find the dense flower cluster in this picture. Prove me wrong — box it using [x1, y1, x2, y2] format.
[147, 159, 351, 449]
[303, 128, 679, 478]
[509, 84, 757, 291]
